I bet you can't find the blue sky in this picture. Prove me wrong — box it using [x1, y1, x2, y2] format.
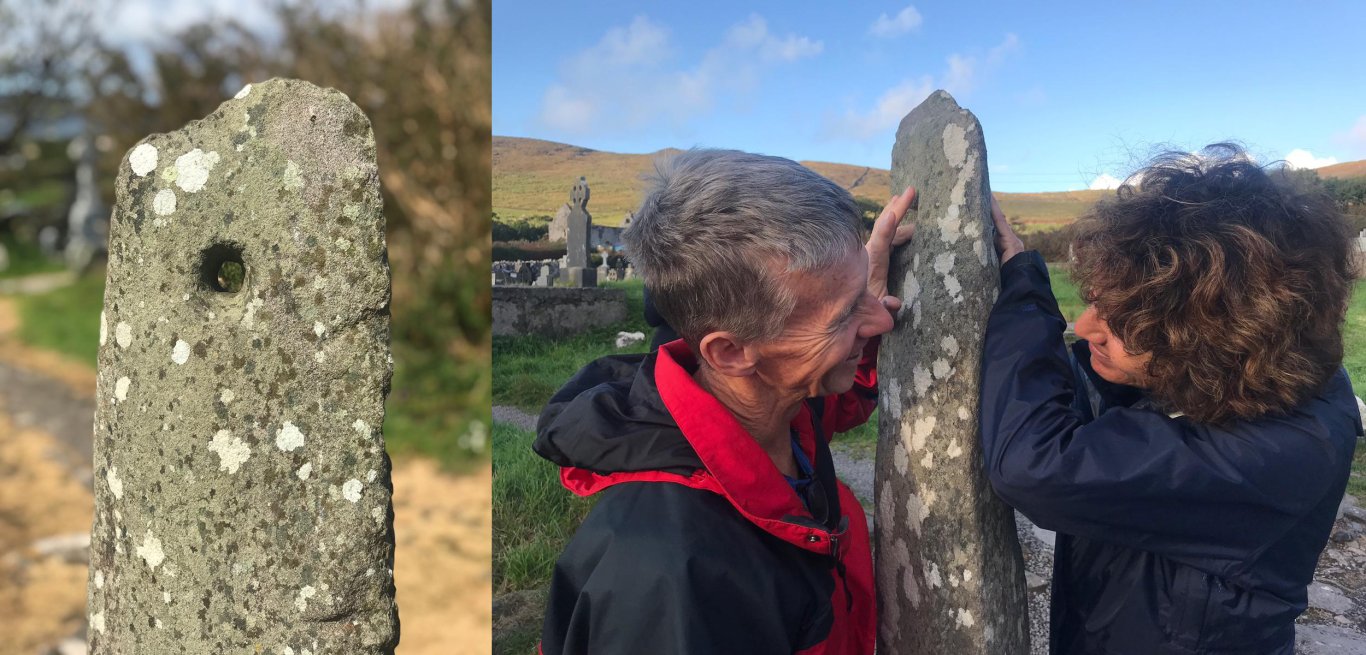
[494, 1, 1366, 192]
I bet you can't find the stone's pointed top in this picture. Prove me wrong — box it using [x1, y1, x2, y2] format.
[898, 89, 978, 137]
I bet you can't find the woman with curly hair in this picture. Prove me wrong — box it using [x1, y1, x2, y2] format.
[980, 143, 1361, 654]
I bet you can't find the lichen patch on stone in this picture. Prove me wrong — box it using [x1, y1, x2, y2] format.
[174, 148, 220, 193]
[283, 160, 305, 191]
[276, 421, 305, 452]
[342, 479, 363, 503]
[942, 123, 969, 168]
[152, 189, 177, 216]
[114, 376, 131, 402]
[295, 585, 317, 611]
[208, 429, 252, 474]
[136, 530, 166, 569]
[106, 467, 124, 499]
[99, 311, 108, 346]
[91, 610, 106, 633]
[171, 339, 191, 365]
[234, 83, 252, 99]
[130, 143, 159, 177]
[297, 462, 312, 481]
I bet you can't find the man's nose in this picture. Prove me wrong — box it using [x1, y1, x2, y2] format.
[1075, 305, 1103, 342]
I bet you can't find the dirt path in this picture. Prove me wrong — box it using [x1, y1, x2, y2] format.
[0, 294, 491, 654]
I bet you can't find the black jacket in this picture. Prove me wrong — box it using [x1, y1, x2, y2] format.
[981, 251, 1360, 654]
[533, 340, 880, 655]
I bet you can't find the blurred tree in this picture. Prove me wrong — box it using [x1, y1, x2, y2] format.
[0, 0, 97, 155]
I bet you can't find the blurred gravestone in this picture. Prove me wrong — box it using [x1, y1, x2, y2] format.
[66, 134, 109, 273]
[87, 79, 398, 654]
[874, 91, 1028, 653]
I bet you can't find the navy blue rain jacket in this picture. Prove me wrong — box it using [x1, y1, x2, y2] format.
[980, 251, 1361, 654]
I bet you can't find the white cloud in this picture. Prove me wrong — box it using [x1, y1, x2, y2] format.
[1283, 149, 1339, 170]
[825, 77, 935, 140]
[536, 14, 821, 135]
[823, 33, 1020, 141]
[870, 5, 924, 38]
[1088, 173, 1122, 190]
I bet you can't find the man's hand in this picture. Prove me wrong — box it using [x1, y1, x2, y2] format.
[866, 186, 917, 314]
[991, 195, 1024, 265]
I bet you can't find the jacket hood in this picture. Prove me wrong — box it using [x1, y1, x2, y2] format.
[533, 340, 851, 553]
[533, 349, 702, 476]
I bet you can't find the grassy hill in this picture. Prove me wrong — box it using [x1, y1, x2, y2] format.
[495, 136, 1362, 230]
[1317, 160, 1366, 180]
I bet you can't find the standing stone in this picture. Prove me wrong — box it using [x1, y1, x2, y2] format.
[874, 90, 1028, 653]
[88, 79, 397, 654]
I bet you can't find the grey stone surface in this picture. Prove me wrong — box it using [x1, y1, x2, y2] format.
[874, 90, 1029, 653]
[1310, 581, 1355, 615]
[565, 177, 592, 272]
[492, 286, 627, 337]
[88, 79, 397, 654]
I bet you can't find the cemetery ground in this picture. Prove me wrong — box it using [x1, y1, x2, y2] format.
[0, 240, 492, 655]
[492, 270, 1366, 655]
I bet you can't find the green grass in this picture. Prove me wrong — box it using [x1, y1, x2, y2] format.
[0, 233, 66, 279]
[493, 279, 650, 411]
[9, 269, 490, 470]
[492, 422, 597, 594]
[1048, 264, 1085, 322]
[17, 271, 106, 365]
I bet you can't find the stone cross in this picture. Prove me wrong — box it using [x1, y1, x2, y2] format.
[88, 79, 398, 654]
[565, 178, 595, 286]
[66, 133, 109, 273]
[874, 90, 1028, 653]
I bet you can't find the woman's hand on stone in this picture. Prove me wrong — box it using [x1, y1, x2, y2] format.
[866, 186, 917, 314]
[991, 195, 1024, 265]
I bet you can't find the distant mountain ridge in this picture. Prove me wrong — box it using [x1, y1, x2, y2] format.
[493, 136, 1365, 229]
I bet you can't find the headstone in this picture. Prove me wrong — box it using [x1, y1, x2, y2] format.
[624, 265, 634, 280]
[874, 90, 1028, 653]
[565, 177, 592, 281]
[596, 263, 610, 283]
[566, 266, 596, 288]
[66, 133, 109, 273]
[88, 79, 398, 654]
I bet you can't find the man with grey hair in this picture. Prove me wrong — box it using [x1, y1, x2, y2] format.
[534, 149, 915, 655]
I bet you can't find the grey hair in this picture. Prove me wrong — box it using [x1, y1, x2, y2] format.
[623, 148, 864, 347]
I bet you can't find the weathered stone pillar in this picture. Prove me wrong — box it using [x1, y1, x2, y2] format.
[874, 90, 1028, 653]
[87, 79, 398, 654]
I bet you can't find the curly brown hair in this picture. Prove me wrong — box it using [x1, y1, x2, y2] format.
[1071, 143, 1358, 424]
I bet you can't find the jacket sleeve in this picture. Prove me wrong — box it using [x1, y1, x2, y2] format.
[541, 495, 801, 655]
[821, 336, 881, 438]
[978, 251, 1341, 566]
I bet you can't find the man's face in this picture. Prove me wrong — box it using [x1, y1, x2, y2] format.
[1075, 305, 1151, 388]
[751, 248, 894, 397]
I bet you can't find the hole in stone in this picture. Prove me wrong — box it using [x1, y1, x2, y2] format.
[200, 243, 247, 293]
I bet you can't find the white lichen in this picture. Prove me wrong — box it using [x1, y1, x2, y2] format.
[933, 252, 956, 276]
[106, 467, 124, 499]
[911, 416, 937, 451]
[99, 311, 108, 346]
[208, 429, 251, 474]
[94, 570, 104, 588]
[152, 189, 177, 216]
[926, 561, 943, 588]
[932, 358, 951, 379]
[171, 339, 190, 365]
[942, 335, 959, 356]
[234, 83, 252, 99]
[115, 321, 132, 349]
[906, 493, 929, 535]
[942, 123, 969, 168]
[957, 405, 969, 420]
[893, 440, 909, 475]
[283, 160, 305, 191]
[136, 530, 165, 569]
[913, 364, 932, 397]
[297, 462, 312, 481]
[314, 321, 326, 337]
[91, 610, 106, 633]
[173, 148, 220, 193]
[114, 376, 130, 403]
[944, 274, 963, 302]
[884, 378, 902, 419]
[947, 439, 963, 459]
[352, 419, 370, 437]
[130, 143, 158, 177]
[342, 479, 363, 503]
[920, 451, 934, 469]
[957, 608, 976, 628]
[295, 585, 317, 612]
[220, 388, 235, 404]
[276, 421, 305, 452]
[367, 469, 378, 483]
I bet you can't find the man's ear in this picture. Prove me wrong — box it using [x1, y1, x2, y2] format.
[696, 331, 759, 377]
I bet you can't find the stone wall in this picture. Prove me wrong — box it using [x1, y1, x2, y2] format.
[492, 287, 628, 337]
